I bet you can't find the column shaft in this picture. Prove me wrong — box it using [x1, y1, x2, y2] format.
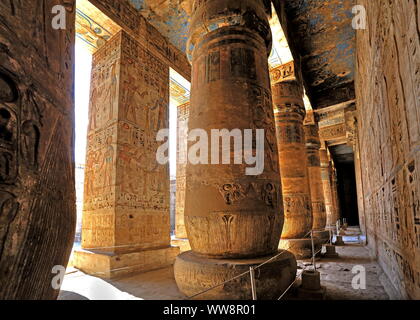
[271, 65, 313, 240]
[175, 0, 296, 300]
[304, 115, 327, 230]
[184, 0, 282, 259]
[320, 148, 337, 228]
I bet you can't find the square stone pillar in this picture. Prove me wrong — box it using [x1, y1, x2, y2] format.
[74, 30, 179, 279]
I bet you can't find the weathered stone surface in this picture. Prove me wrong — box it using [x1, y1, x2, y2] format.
[313, 230, 331, 244]
[0, 0, 76, 299]
[174, 250, 297, 300]
[271, 63, 313, 239]
[355, 0, 420, 299]
[171, 238, 191, 253]
[304, 111, 327, 230]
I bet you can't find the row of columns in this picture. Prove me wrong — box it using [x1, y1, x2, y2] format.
[173, 63, 341, 258]
[174, 0, 297, 299]
[76, 0, 342, 298]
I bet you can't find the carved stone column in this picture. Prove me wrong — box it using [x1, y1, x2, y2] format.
[320, 147, 337, 229]
[0, 0, 76, 299]
[331, 165, 341, 224]
[304, 112, 329, 242]
[73, 30, 179, 279]
[171, 102, 191, 252]
[271, 62, 318, 259]
[174, 0, 296, 300]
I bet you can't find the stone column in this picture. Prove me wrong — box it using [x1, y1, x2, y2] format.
[304, 112, 329, 242]
[174, 0, 296, 300]
[0, 0, 76, 299]
[320, 147, 337, 229]
[171, 102, 191, 252]
[74, 30, 179, 279]
[331, 165, 341, 224]
[271, 62, 317, 259]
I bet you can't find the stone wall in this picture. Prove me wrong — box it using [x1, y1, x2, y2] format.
[356, 0, 420, 299]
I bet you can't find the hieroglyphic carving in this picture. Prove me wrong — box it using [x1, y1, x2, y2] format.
[356, 0, 420, 299]
[0, 105, 17, 184]
[250, 85, 278, 173]
[82, 30, 170, 253]
[0, 0, 76, 299]
[218, 182, 278, 208]
[319, 123, 346, 141]
[269, 61, 295, 84]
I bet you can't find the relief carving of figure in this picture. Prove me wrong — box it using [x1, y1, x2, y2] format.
[100, 137, 114, 190]
[0, 108, 13, 142]
[21, 121, 40, 170]
[85, 150, 100, 197]
[261, 183, 276, 208]
[0, 152, 13, 182]
[0, 107, 17, 183]
[108, 62, 118, 121]
[0, 191, 19, 256]
[88, 87, 99, 131]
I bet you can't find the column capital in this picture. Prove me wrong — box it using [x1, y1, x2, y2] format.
[187, 0, 272, 61]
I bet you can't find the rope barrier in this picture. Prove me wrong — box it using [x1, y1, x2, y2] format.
[67, 229, 334, 301]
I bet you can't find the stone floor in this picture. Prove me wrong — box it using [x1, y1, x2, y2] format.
[59, 231, 390, 300]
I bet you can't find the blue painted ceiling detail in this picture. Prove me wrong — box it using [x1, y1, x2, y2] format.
[129, 0, 355, 109]
[275, 0, 356, 108]
[129, 0, 190, 52]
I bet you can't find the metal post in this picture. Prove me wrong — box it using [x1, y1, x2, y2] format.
[329, 228, 332, 245]
[249, 267, 257, 300]
[311, 230, 316, 271]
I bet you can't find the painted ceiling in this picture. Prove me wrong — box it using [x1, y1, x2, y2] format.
[128, 0, 355, 110]
[273, 0, 356, 109]
[76, 0, 354, 110]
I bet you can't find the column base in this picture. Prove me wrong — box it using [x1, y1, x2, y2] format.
[174, 250, 297, 300]
[322, 244, 339, 258]
[171, 237, 191, 253]
[73, 246, 180, 279]
[279, 238, 322, 260]
[334, 235, 345, 246]
[312, 230, 332, 243]
[297, 270, 326, 300]
[297, 285, 327, 300]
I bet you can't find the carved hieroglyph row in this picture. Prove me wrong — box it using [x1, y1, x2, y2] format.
[356, 0, 420, 299]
